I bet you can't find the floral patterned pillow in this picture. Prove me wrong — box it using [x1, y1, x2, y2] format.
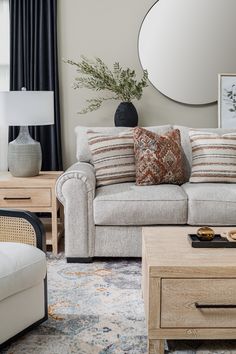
[133, 127, 186, 185]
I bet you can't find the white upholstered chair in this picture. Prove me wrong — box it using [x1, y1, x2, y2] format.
[0, 209, 47, 349]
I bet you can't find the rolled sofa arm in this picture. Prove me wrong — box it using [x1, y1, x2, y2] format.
[56, 162, 96, 262]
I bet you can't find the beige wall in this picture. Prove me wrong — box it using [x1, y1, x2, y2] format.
[58, 0, 218, 168]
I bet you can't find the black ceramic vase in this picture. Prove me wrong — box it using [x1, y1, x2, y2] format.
[114, 102, 138, 127]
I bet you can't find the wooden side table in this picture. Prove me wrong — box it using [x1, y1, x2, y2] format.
[0, 171, 64, 254]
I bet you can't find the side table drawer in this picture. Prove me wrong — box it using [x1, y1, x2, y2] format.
[0, 188, 51, 207]
[161, 278, 236, 328]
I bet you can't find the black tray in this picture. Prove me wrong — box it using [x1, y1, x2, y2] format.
[188, 234, 236, 248]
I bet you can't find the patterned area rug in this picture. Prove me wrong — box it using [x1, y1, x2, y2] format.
[2, 257, 236, 354]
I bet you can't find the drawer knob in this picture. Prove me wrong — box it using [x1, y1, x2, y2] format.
[3, 197, 31, 200]
[195, 302, 236, 309]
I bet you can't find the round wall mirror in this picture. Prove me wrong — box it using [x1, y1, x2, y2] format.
[138, 0, 236, 105]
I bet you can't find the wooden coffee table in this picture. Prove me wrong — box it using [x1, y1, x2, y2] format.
[142, 226, 236, 354]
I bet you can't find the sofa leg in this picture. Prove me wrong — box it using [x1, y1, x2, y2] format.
[66, 257, 93, 263]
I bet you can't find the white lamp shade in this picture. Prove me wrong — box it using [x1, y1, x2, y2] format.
[0, 91, 54, 126]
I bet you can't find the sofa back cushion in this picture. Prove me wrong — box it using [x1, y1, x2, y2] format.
[75, 125, 173, 163]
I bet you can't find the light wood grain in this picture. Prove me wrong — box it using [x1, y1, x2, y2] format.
[142, 226, 236, 348]
[143, 226, 236, 278]
[149, 278, 161, 329]
[148, 339, 165, 354]
[0, 171, 64, 254]
[149, 328, 236, 340]
[161, 278, 236, 328]
[0, 188, 51, 207]
[41, 218, 64, 246]
[0, 172, 62, 187]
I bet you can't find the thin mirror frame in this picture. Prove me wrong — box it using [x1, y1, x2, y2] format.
[138, 0, 236, 106]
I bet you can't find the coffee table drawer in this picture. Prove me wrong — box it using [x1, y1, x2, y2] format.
[0, 188, 51, 207]
[161, 278, 236, 328]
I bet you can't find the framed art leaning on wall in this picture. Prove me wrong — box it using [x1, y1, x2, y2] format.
[218, 74, 236, 128]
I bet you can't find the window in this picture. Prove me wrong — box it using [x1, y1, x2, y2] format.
[0, 0, 9, 90]
[0, 0, 9, 171]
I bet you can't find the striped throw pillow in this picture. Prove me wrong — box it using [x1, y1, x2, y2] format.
[87, 131, 135, 186]
[189, 130, 236, 182]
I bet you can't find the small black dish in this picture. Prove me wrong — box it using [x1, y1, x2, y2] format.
[188, 234, 236, 248]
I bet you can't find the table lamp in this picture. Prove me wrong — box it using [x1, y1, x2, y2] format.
[0, 89, 54, 177]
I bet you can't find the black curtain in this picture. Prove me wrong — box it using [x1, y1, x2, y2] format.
[9, 0, 62, 171]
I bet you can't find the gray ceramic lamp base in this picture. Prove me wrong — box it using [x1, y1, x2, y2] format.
[8, 126, 42, 177]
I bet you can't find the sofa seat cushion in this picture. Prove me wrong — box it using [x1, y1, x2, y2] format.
[94, 183, 187, 225]
[0, 242, 46, 302]
[183, 182, 236, 225]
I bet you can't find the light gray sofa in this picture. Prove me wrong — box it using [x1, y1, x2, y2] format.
[56, 125, 236, 262]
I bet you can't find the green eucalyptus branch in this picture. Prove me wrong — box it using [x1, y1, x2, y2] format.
[64, 56, 148, 113]
[78, 96, 118, 114]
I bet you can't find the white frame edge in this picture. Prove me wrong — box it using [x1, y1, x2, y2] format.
[218, 73, 236, 128]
